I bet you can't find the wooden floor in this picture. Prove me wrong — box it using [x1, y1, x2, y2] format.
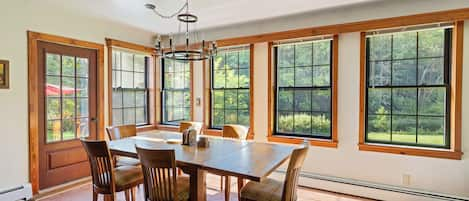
[37, 174, 374, 201]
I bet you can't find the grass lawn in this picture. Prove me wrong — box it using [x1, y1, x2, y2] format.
[47, 131, 75, 142]
[368, 132, 445, 146]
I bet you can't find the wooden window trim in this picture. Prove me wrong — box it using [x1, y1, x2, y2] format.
[267, 35, 339, 148]
[28, 31, 106, 194]
[203, 44, 255, 139]
[358, 21, 464, 160]
[105, 38, 157, 133]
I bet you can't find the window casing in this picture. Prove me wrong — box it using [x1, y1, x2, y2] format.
[111, 50, 149, 126]
[273, 39, 333, 139]
[161, 59, 191, 125]
[210, 46, 251, 129]
[365, 27, 452, 149]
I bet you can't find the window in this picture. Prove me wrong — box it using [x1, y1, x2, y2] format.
[111, 50, 149, 126]
[210, 46, 251, 129]
[273, 38, 333, 139]
[161, 59, 191, 125]
[364, 26, 452, 148]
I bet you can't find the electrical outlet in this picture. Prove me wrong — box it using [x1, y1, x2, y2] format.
[402, 174, 411, 186]
[196, 97, 201, 106]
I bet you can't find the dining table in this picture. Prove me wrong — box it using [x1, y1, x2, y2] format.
[108, 131, 297, 201]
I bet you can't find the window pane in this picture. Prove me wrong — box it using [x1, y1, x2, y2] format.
[278, 112, 293, 133]
[122, 52, 133, 71]
[278, 45, 294, 67]
[134, 73, 145, 88]
[313, 41, 331, 65]
[369, 61, 391, 86]
[238, 89, 250, 109]
[112, 70, 121, 88]
[62, 56, 75, 77]
[278, 68, 294, 87]
[239, 50, 250, 69]
[47, 120, 61, 142]
[77, 98, 88, 117]
[113, 52, 121, 70]
[113, 109, 123, 126]
[62, 77, 75, 97]
[226, 52, 238, 69]
[214, 70, 226, 88]
[278, 89, 293, 111]
[417, 116, 445, 146]
[226, 69, 239, 88]
[213, 90, 224, 109]
[134, 55, 146, 72]
[369, 35, 392, 61]
[391, 115, 416, 144]
[225, 110, 238, 124]
[418, 29, 445, 58]
[418, 58, 444, 85]
[312, 113, 331, 137]
[62, 98, 75, 119]
[123, 91, 135, 107]
[213, 55, 225, 69]
[213, 109, 224, 128]
[418, 87, 446, 116]
[295, 43, 312, 66]
[164, 73, 173, 88]
[393, 32, 417, 59]
[239, 68, 250, 88]
[122, 71, 133, 88]
[136, 107, 146, 125]
[62, 119, 76, 140]
[392, 88, 417, 115]
[238, 110, 250, 126]
[224, 90, 238, 109]
[124, 108, 136, 124]
[136, 91, 147, 107]
[367, 115, 391, 142]
[295, 67, 312, 87]
[46, 53, 61, 75]
[313, 66, 330, 87]
[77, 118, 89, 138]
[47, 98, 60, 120]
[368, 88, 391, 115]
[294, 89, 311, 111]
[112, 90, 123, 108]
[294, 112, 311, 134]
[76, 58, 89, 77]
[311, 89, 331, 112]
[392, 59, 417, 86]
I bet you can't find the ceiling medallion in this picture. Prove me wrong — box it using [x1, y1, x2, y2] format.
[145, 0, 217, 61]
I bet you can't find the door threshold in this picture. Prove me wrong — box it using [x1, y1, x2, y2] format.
[34, 177, 91, 200]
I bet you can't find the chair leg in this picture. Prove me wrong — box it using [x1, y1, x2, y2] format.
[92, 191, 98, 201]
[224, 176, 231, 201]
[131, 187, 136, 201]
[104, 194, 115, 201]
[237, 177, 245, 201]
[124, 189, 130, 201]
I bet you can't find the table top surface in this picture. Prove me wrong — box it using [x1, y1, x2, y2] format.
[108, 131, 296, 181]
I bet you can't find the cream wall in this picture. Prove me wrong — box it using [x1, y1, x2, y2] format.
[189, 0, 469, 199]
[0, 0, 154, 190]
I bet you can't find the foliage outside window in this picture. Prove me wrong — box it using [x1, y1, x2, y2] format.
[162, 59, 191, 125]
[211, 46, 251, 129]
[365, 27, 452, 148]
[274, 39, 333, 138]
[111, 50, 149, 126]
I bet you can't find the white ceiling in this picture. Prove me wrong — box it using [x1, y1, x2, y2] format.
[42, 0, 380, 35]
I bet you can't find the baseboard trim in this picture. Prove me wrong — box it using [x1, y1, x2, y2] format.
[275, 170, 468, 201]
[34, 177, 91, 200]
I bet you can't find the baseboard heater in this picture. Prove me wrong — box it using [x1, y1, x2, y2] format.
[0, 183, 33, 201]
[275, 170, 468, 201]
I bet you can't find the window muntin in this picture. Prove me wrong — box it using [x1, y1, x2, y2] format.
[210, 46, 251, 129]
[111, 50, 149, 126]
[274, 39, 333, 139]
[365, 27, 452, 148]
[161, 59, 191, 125]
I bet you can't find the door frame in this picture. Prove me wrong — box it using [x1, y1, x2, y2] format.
[28, 31, 105, 194]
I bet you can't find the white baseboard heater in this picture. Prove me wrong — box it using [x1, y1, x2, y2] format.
[275, 170, 468, 201]
[0, 183, 33, 201]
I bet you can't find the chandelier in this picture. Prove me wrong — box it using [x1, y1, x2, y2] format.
[145, 0, 217, 61]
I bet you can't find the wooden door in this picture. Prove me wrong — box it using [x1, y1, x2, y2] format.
[37, 41, 98, 189]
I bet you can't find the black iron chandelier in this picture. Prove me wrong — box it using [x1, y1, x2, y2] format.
[145, 0, 217, 61]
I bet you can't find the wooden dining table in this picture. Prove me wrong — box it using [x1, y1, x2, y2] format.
[108, 131, 296, 201]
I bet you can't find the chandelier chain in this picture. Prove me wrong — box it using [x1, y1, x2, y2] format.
[149, 2, 188, 19]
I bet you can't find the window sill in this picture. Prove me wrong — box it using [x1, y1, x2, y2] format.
[155, 124, 180, 132]
[358, 143, 463, 160]
[268, 136, 338, 148]
[136, 125, 157, 133]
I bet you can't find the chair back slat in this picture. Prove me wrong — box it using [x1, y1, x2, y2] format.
[282, 142, 309, 201]
[137, 147, 178, 201]
[222, 124, 249, 140]
[106, 124, 137, 141]
[81, 139, 115, 194]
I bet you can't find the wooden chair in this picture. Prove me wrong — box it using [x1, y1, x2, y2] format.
[219, 124, 249, 201]
[179, 121, 203, 134]
[239, 142, 309, 201]
[81, 139, 143, 201]
[136, 146, 190, 201]
[106, 124, 141, 167]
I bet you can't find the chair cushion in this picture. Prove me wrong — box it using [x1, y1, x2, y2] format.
[116, 156, 141, 167]
[114, 166, 143, 191]
[240, 178, 286, 201]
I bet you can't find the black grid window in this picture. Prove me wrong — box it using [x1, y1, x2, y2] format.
[365, 27, 452, 148]
[161, 59, 191, 125]
[111, 50, 149, 126]
[210, 46, 251, 129]
[274, 39, 333, 139]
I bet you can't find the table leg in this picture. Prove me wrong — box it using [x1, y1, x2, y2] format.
[237, 177, 245, 201]
[182, 166, 207, 201]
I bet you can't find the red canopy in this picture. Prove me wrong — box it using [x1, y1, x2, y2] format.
[46, 84, 78, 96]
